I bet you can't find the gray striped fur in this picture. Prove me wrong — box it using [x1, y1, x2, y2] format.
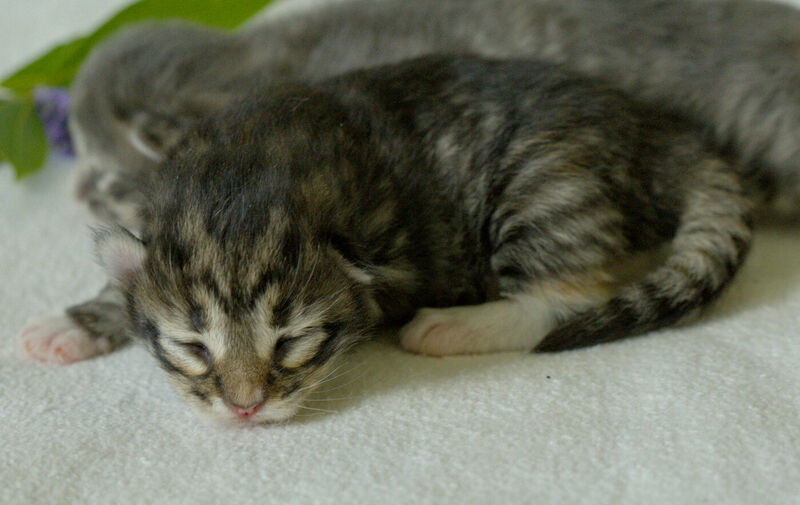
[92, 56, 758, 421]
[69, 0, 800, 231]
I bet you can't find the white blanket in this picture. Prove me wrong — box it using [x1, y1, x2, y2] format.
[1, 1, 799, 504]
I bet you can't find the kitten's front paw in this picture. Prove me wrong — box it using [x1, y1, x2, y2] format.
[18, 314, 111, 364]
[399, 307, 478, 357]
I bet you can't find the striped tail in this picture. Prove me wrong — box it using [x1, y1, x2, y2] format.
[535, 161, 754, 352]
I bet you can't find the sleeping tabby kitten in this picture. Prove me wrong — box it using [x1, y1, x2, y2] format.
[26, 0, 800, 367]
[38, 56, 754, 423]
[32, 0, 800, 362]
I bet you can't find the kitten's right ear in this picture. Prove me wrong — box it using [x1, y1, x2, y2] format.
[94, 227, 146, 286]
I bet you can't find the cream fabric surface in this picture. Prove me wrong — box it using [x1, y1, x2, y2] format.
[1, 1, 799, 504]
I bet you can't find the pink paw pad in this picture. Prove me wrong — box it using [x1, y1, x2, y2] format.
[18, 315, 110, 364]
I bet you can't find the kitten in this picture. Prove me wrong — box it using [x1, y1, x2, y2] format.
[41, 56, 754, 422]
[28, 0, 800, 365]
[69, 0, 800, 231]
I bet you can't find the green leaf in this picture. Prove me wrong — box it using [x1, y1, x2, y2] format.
[2, 0, 275, 95]
[0, 101, 48, 178]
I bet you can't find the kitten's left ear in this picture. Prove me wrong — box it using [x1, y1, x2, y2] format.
[94, 227, 146, 286]
[324, 232, 373, 285]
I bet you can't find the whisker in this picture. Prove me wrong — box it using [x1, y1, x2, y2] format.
[306, 367, 363, 393]
[306, 369, 372, 401]
[291, 412, 328, 419]
[294, 246, 321, 298]
[304, 395, 363, 402]
[296, 404, 338, 414]
[315, 367, 369, 391]
[293, 362, 349, 394]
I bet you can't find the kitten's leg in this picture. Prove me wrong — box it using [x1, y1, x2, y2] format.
[19, 283, 129, 364]
[400, 273, 611, 356]
[402, 163, 626, 356]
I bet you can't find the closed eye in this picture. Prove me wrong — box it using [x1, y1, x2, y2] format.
[180, 341, 211, 364]
[158, 338, 212, 377]
[275, 331, 329, 369]
[273, 336, 300, 360]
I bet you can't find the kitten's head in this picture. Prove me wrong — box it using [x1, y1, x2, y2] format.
[94, 82, 382, 424]
[96, 219, 376, 424]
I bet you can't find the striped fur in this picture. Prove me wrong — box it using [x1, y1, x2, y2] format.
[68, 0, 800, 233]
[58, 0, 800, 364]
[536, 158, 753, 351]
[91, 56, 765, 422]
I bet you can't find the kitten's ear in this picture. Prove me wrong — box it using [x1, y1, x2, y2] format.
[127, 112, 183, 162]
[324, 233, 372, 285]
[336, 255, 373, 285]
[94, 227, 146, 286]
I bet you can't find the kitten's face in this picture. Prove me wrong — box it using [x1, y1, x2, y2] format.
[98, 227, 373, 424]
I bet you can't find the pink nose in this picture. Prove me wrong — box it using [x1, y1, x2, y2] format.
[225, 400, 265, 419]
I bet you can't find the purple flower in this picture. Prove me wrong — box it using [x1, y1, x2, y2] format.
[33, 86, 74, 157]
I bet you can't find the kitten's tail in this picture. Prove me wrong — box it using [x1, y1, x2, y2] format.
[535, 159, 754, 352]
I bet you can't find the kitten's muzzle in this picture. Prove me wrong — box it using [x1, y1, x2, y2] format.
[223, 398, 266, 419]
[219, 380, 266, 419]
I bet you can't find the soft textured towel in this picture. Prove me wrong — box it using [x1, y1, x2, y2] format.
[1, 1, 798, 504]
